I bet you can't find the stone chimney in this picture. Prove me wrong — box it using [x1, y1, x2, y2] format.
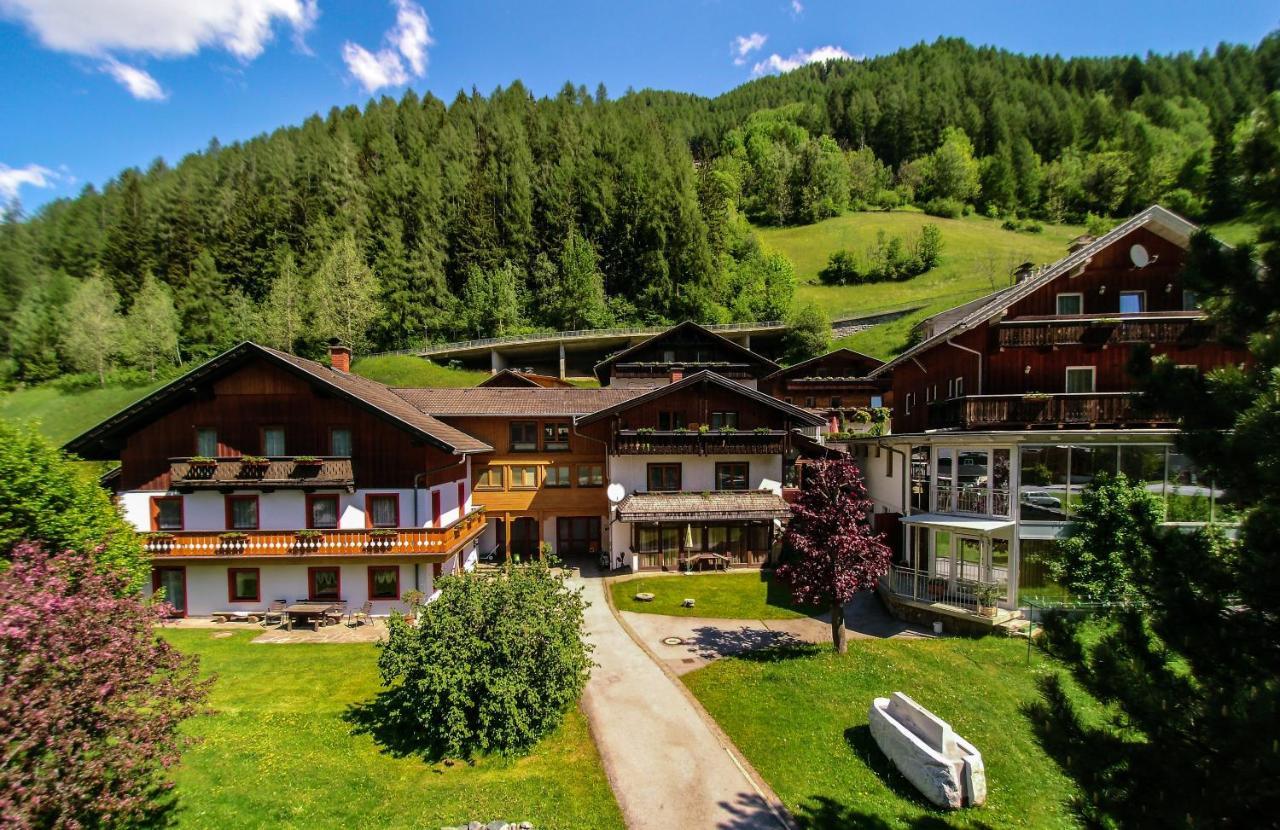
[328, 338, 351, 373]
[1012, 261, 1036, 284]
[669, 365, 684, 384]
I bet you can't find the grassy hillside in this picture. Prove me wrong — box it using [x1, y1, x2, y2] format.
[758, 211, 1083, 358]
[0, 357, 487, 446]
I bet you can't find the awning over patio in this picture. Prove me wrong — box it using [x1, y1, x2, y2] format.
[616, 491, 791, 523]
[899, 513, 1014, 536]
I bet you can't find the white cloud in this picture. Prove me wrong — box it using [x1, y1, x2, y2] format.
[0, 163, 59, 202]
[342, 0, 433, 93]
[0, 0, 317, 60]
[752, 44, 857, 76]
[732, 32, 767, 66]
[791, 0, 803, 14]
[100, 57, 166, 100]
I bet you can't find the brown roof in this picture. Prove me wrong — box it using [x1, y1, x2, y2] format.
[393, 387, 643, 417]
[170, 457, 355, 490]
[575, 370, 828, 427]
[616, 490, 792, 522]
[593, 321, 780, 383]
[477, 369, 576, 388]
[762, 348, 885, 383]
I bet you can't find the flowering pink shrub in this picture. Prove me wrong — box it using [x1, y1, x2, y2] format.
[777, 458, 892, 653]
[0, 543, 210, 829]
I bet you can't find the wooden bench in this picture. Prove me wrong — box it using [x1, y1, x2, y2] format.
[212, 610, 262, 624]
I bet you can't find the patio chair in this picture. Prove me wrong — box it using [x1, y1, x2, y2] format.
[348, 600, 373, 627]
[261, 600, 287, 627]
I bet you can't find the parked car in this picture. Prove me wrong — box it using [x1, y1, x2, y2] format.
[1021, 490, 1062, 509]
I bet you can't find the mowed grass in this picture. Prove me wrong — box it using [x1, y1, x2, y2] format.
[611, 571, 811, 619]
[350, 354, 490, 387]
[684, 636, 1088, 829]
[159, 630, 622, 830]
[0, 377, 170, 445]
[757, 211, 1082, 358]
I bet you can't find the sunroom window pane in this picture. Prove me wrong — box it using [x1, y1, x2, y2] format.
[1019, 445, 1069, 521]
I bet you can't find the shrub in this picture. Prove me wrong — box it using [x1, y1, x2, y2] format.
[1052, 473, 1163, 602]
[0, 422, 147, 588]
[922, 197, 964, 218]
[375, 560, 592, 758]
[0, 543, 209, 827]
[1084, 212, 1113, 237]
[818, 249, 862, 285]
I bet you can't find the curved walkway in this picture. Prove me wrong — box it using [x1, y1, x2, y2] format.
[571, 565, 792, 830]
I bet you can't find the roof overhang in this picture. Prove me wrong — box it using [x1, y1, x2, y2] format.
[592, 321, 781, 384]
[575, 370, 826, 428]
[616, 491, 792, 523]
[899, 513, 1014, 535]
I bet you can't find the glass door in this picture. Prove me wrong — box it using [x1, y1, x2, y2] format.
[660, 525, 681, 570]
[956, 536, 984, 582]
[152, 567, 187, 616]
[556, 516, 602, 556]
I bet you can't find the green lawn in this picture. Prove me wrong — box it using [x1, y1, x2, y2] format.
[684, 636, 1087, 829]
[159, 630, 623, 830]
[756, 211, 1082, 359]
[350, 354, 490, 387]
[610, 571, 811, 619]
[0, 378, 170, 445]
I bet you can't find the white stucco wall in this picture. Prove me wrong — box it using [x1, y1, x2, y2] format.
[855, 440, 908, 516]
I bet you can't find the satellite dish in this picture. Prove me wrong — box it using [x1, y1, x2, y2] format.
[1130, 244, 1150, 268]
[606, 482, 626, 504]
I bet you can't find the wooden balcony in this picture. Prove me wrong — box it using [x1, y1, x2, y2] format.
[169, 456, 354, 490]
[997, 312, 1213, 349]
[927, 393, 1173, 431]
[140, 507, 487, 559]
[614, 429, 787, 455]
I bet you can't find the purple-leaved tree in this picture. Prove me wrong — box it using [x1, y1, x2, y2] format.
[0, 543, 210, 829]
[777, 458, 892, 654]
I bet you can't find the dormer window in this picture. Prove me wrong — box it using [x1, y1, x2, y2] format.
[1056, 292, 1083, 316]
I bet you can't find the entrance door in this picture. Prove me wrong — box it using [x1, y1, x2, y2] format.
[956, 536, 984, 582]
[510, 517, 539, 560]
[556, 516, 602, 557]
[152, 566, 187, 616]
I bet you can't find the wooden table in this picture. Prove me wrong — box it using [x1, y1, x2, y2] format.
[284, 602, 336, 631]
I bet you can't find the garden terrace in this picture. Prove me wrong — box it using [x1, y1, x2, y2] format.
[142, 507, 486, 559]
[926, 393, 1174, 430]
[996, 312, 1214, 349]
[168, 456, 354, 490]
[613, 429, 788, 455]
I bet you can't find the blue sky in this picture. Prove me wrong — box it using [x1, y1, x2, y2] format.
[1, 0, 1276, 212]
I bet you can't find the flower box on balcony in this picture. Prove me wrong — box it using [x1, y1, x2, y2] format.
[218, 531, 249, 552]
[143, 531, 175, 550]
[292, 455, 323, 468]
[188, 456, 218, 477]
[239, 456, 269, 476]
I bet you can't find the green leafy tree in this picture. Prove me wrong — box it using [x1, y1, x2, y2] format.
[9, 272, 73, 382]
[260, 248, 309, 353]
[920, 127, 981, 203]
[310, 235, 383, 353]
[458, 261, 523, 339]
[121, 272, 180, 378]
[0, 421, 148, 587]
[1051, 473, 1162, 602]
[781, 302, 831, 364]
[374, 560, 592, 758]
[176, 251, 254, 360]
[61, 273, 124, 387]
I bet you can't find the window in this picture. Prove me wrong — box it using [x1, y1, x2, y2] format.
[227, 568, 260, 602]
[365, 494, 399, 528]
[195, 428, 218, 457]
[1056, 292, 1083, 316]
[329, 428, 352, 456]
[510, 465, 538, 488]
[261, 426, 285, 456]
[658, 411, 687, 431]
[947, 379, 954, 399]
[830, 396, 842, 409]
[308, 566, 340, 601]
[886, 448, 894, 477]
[307, 494, 339, 529]
[509, 421, 537, 452]
[225, 495, 259, 530]
[1119, 290, 1145, 314]
[542, 422, 570, 451]
[367, 566, 399, 600]
[955, 377, 964, 398]
[1182, 290, 1199, 311]
[871, 394, 883, 409]
[544, 465, 572, 487]
[476, 466, 502, 489]
[905, 393, 914, 415]
[1065, 366, 1096, 394]
[647, 463, 681, 491]
[710, 411, 739, 429]
[715, 462, 749, 491]
[805, 397, 817, 408]
[578, 464, 604, 487]
[151, 496, 183, 531]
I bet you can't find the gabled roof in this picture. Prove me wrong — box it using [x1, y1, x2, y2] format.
[65, 342, 492, 459]
[592, 321, 781, 384]
[575, 369, 827, 427]
[476, 369, 575, 388]
[762, 348, 885, 383]
[393, 387, 642, 417]
[872, 205, 1200, 378]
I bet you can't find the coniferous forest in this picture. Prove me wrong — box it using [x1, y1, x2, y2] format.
[0, 35, 1277, 384]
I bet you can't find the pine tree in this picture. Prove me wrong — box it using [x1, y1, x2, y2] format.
[549, 229, 609, 330]
[61, 273, 124, 386]
[121, 272, 180, 378]
[310, 235, 383, 353]
[260, 248, 308, 353]
[9, 272, 73, 382]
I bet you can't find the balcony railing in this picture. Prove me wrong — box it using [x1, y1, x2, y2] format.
[140, 507, 486, 559]
[614, 429, 788, 455]
[934, 484, 1011, 516]
[169, 456, 354, 490]
[927, 393, 1172, 431]
[882, 564, 1005, 616]
[997, 312, 1212, 348]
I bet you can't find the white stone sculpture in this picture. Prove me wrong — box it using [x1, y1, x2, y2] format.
[867, 692, 986, 809]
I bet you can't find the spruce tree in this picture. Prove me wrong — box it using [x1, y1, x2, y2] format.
[260, 248, 309, 353]
[121, 272, 180, 378]
[310, 235, 383, 353]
